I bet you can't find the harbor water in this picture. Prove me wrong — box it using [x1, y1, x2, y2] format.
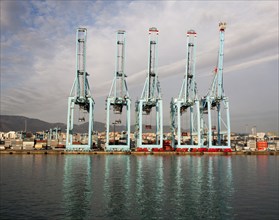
[0, 154, 278, 219]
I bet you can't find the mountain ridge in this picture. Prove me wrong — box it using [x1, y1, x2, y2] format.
[0, 115, 171, 133]
[0, 115, 104, 133]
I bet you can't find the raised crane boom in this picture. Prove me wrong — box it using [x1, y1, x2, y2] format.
[179, 29, 198, 103]
[74, 28, 92, 110]
[141, 27, 161, 114]
[208, 22, 226, 100]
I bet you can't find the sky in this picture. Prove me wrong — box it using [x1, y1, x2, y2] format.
[1, 0, 278, 133]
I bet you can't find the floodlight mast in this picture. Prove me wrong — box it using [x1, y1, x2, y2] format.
[135, 27, 163, 150]
[66, 28, 95, 151]
[106, 30, 131, 151]
[200, 22, 231, 149]
[170, 30, 201, 150]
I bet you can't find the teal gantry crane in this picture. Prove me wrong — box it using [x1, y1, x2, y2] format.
[106, 30, 131, 151]
[66, 28, 95, 151]
[200, 22, 231, 149]
[170, 30, 201, 150]
[135, 27, 163, 150]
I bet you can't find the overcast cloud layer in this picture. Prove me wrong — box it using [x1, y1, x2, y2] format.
[1, 0, 278, 133]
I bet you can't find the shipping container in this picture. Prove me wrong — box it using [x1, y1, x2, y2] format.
[257, 141, 268, 151]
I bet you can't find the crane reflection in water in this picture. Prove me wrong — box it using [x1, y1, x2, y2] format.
[62, 155, 234, 219]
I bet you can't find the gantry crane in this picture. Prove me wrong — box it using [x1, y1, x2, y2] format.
[170, 30, 201, 150]
[106, 30, 131, 151]
[135, 27, 163, 150]
[66, 28, 95, 151]
[200, 22, 231, 149]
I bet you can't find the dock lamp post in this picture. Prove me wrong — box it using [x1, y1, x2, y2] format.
[112, 120, 121, 145]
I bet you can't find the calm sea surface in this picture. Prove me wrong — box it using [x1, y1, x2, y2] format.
[0, 154, 278, 220]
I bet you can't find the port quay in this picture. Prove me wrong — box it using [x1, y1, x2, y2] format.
[0, 149, 278, 156]
[1, 125, 279, 154]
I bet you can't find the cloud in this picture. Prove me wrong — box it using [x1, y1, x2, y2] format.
[0, 1, 29, 32]
[225, 54, 278, 74]
[0, 1, 278, 133]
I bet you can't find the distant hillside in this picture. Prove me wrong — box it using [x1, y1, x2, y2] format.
[0, 115, 105, 133]
[0, 115, 65, 132]
[0, 115, 170, 133]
